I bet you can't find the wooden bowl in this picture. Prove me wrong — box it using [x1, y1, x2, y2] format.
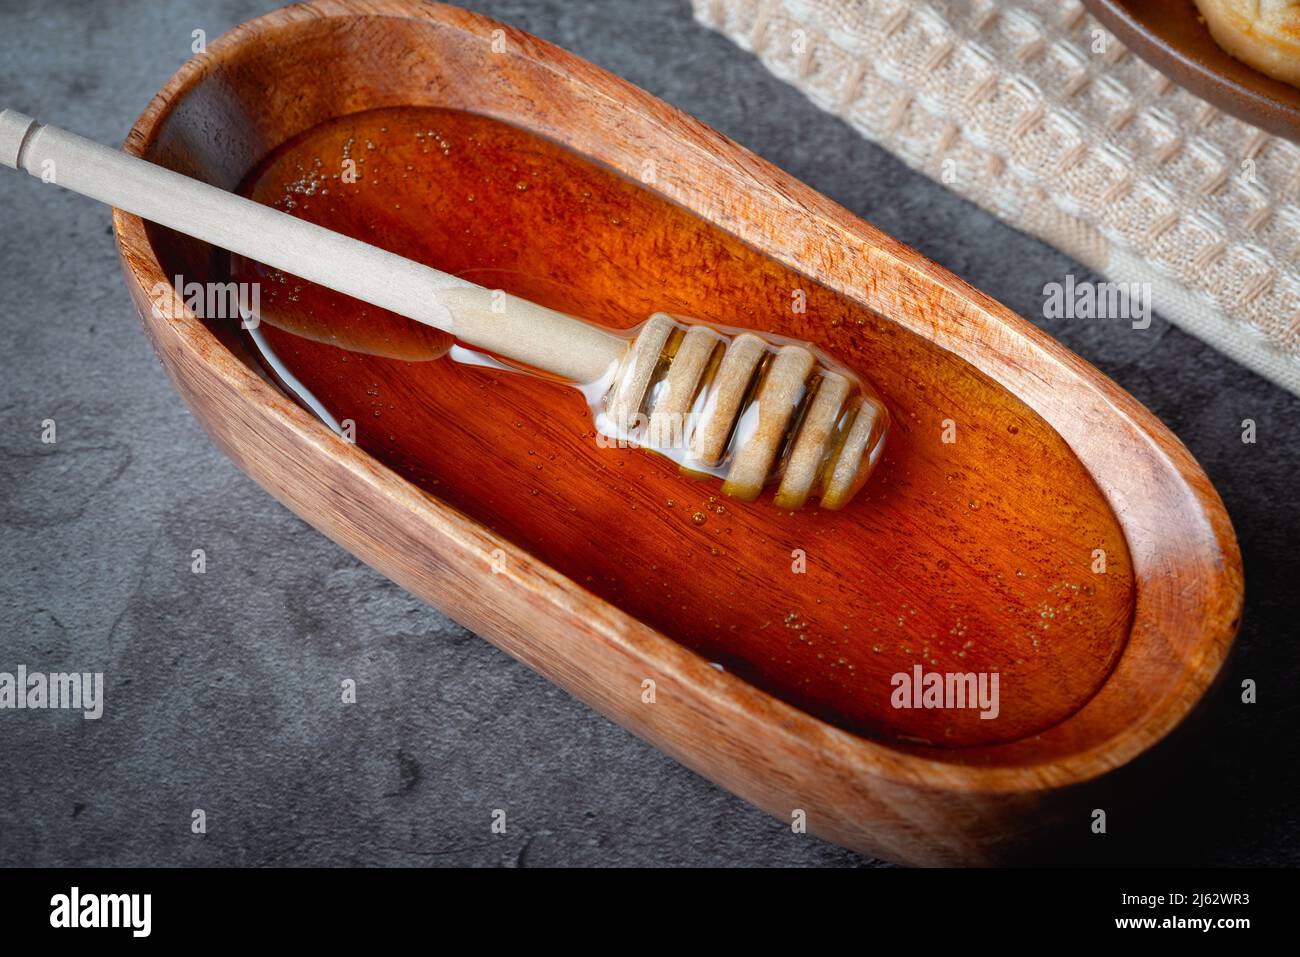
[113, 0, 1242, 865]
[1083, 0, 1300, 142]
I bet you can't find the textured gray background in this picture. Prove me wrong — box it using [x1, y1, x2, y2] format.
[0, 0, 1296, 867]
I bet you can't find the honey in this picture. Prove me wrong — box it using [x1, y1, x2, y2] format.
[205, 105, 1134, 749]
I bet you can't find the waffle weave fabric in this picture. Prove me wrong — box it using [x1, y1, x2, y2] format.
[693, 0, 1300, 395]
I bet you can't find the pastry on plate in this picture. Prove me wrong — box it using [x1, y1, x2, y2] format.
[1194, 0, 1300, 88]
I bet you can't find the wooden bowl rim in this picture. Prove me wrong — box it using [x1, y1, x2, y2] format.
[112, 0, 1243, 794]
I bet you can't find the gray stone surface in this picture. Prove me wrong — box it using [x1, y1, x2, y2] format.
[0, 0, 1295, 867]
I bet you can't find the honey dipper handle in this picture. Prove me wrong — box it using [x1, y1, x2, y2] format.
[0, 110, 626, 384]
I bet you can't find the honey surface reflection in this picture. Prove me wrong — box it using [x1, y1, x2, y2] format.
[222, 106, 1134, 748]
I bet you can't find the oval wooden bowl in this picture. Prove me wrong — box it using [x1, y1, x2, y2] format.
[113, 0, 1242, 865]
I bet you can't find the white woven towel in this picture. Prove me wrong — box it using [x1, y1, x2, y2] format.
[693, 0, 1300, 395]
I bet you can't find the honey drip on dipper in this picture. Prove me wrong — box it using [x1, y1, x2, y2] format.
[225, 113, 891, 510]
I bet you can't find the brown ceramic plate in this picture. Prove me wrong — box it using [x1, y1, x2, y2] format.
[1083, 0, 1300, 141]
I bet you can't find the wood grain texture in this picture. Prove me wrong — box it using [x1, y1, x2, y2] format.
[222, 105, 1128, 749]
[112, 0, 1243, 864]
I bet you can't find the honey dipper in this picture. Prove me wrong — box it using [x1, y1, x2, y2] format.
[0, 110, 889, 508]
